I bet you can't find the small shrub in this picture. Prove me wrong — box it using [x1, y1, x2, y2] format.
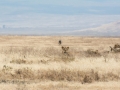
[10, 59, 26, 64]
[15, 67, 34, 79]
[2, 65, 13, 74]
[85, 49, 101, 57]
[83, 75, 92, 83]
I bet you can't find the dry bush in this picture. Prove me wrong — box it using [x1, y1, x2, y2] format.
[42, 47, 61, 57]
[13, 69, 100, 83]
[1, 36, 120, 89]
[2, 65, 13, 74]
[0, 66, 119, 84]
[0, 46, 41, 57]
[60, 55, 75, 62]
[41, 46, 76, 62]
[85, 49, 101, 57]
[16, 83, 28, 90]
[10, 59, 26, 64]
[0, 46, 75, 63]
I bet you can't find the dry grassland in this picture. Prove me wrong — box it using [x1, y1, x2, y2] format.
[0, 36, 120, 90]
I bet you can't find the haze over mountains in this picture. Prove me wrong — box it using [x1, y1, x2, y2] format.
[60, 21, 120, 36]
[0, 21, 120, 36]
[0, 0, 120, 36]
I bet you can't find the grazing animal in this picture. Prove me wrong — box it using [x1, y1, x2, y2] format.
[58, 40, 62, 45]
[110, 46, 120, 52]
[114, 44, 120, 49]
[109, 44, 120, 53]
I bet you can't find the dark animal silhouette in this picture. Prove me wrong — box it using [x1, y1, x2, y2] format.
[58, 40, 62, 45]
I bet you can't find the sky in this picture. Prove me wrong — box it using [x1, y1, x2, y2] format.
[0, 0, 120, 34]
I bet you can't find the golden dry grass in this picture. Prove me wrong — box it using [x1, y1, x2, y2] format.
[0, 36, 120, 90]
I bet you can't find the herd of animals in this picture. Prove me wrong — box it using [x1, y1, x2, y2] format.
[58, 40, 120, 57]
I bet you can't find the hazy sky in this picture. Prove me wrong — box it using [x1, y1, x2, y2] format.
[0, 0, 120, 34]
[1, 0, 120, 15]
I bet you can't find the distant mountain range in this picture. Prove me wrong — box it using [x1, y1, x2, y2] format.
[0, 21, 120, 36]
[60, 21, 120, 36]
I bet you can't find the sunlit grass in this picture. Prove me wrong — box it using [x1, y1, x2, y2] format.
[0, 36, 120, 90]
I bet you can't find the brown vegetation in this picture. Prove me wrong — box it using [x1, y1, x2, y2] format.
[85, 49, 101, 57]
[0, 36, 120, 90]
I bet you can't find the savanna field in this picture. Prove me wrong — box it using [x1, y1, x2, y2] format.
[0, 36, 120, 90]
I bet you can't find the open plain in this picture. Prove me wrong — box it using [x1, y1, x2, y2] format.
[0, 36, 120, 90]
